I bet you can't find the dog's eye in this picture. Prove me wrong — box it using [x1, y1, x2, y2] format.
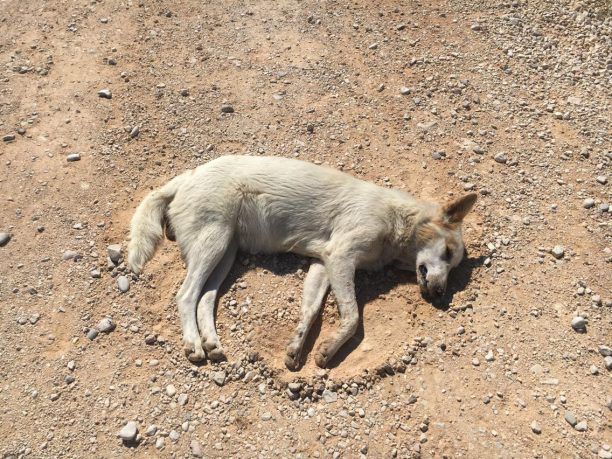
[444, 246, 453, 261]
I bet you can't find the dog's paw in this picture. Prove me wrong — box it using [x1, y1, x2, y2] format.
[203, 339, 226, 362]
[284, 349, 301, 371]
[183, 343, 206, 363]
[314, 346, 329, 368]
[207, 347, 227, 362]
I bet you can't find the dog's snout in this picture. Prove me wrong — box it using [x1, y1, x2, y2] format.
[418, 264, 428, 279]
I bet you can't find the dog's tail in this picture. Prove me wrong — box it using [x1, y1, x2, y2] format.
[127, 174, 184, 275]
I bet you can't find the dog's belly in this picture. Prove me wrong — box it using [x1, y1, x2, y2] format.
[235, 191, 327, 258]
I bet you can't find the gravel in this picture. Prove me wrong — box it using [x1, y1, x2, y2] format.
[2, 0, 611, 456]
[107, 244, 122, 264]
[564, 411, 578, 427]
[117, 275, 130, 293]
[599, 346, 612, 357]
[0, 233, 11, 247]
[530, 421, 542, 434]
[191, 440, 204, 457]
[166, 384, 177, 397]
[322, 389, 338, 403]
[118, 421, 138, 442]
[86, 327, 99, 340]
[97, 317, 115, 333]
[575, 421, 588, 432]
[211, 371, 226, 386]
[571, 316, 587, 332]
[62, 250, 80, 261]
[551, 246, 565, 259]
[98, 89, 112, 99]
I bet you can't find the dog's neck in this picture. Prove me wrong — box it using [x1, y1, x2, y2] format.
[389, 198, 437, 259]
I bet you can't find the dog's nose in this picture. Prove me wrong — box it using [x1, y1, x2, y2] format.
[424, 284, 445, 302]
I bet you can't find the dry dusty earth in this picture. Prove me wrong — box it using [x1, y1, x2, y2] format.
[0, 0, 611, 457]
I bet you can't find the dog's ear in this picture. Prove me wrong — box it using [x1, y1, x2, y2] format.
[443, 193, 477, 223]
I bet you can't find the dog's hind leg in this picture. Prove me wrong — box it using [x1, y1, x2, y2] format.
[314, 255, 359, 368]
[285, 260, 329, 370]
[196, 238, 237, 362]
[176, 224, 233, 363]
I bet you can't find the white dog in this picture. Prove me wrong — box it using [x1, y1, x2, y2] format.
[128, 155, 477, 369]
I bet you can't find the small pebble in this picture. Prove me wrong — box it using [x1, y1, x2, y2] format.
[117, 276, 130, 293]
[3, 134, 16, 142]
[604, 356, 612, 371]
[66, 153, 81, 162]
[564, 411, 577, 427]
[322, 389, 338, 403]
[0, 233, 11, 247]
[118, 421, 138, 442]
[166, 384, 177, 397]
[107, 244, 122, 264]
[86, 328, 99, 340]
[530, 421, 541, 434]
[598, 345, 612, 357]
[98, 89, 112, 99]
[575, 421, 588, 432]
[583, 198, 595, 209]
[97, 318, 115, 333]
[493, 152, 508, 164]
[221, 104, 234, 113]
[212, 371, 226, 386]
[191, 440, 204, 458]
[596, 176, 608, 185]
[551, 246, 565, 259]
[571, 316, 587, 332]
[62, 250, 80, 261]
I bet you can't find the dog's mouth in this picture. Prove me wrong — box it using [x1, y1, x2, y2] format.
[417, 275, 446, 303]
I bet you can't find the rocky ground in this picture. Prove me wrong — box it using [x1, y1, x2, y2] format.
[0, 0, 610, 457]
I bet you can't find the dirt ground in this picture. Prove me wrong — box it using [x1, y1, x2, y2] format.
[0, 0, 610, 457]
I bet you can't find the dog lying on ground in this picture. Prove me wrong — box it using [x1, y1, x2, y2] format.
[128, 155, 477, 369]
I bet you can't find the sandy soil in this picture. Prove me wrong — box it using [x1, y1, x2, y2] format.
[0, 0, 610, 457]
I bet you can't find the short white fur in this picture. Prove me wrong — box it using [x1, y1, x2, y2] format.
[128, 155, 476, 368]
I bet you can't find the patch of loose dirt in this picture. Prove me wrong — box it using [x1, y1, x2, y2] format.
[1, 0, 610, 458]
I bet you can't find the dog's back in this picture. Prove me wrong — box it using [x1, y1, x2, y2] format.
[169, 155, 408, 258]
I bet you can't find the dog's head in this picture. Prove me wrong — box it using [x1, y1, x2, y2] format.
[414, 193, 477, 302]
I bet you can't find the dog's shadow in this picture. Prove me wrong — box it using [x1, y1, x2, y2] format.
[213, 253, 486, 370]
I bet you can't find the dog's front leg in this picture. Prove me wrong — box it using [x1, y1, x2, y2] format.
[314, 255, 359, 368]
[285, 261, 330, 370]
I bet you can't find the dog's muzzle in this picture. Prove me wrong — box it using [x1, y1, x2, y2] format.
[417, 265, 446, 302]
